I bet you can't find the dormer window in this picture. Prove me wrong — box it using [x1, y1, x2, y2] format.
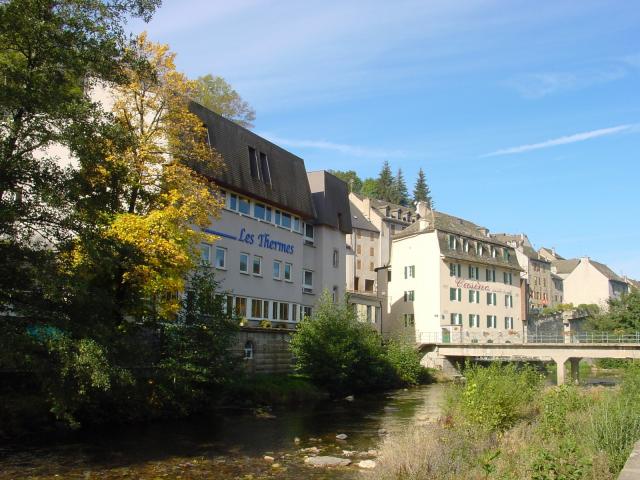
[448, 234, 457, 250]
[248, 147, 272, 185]
[463, 239, 469, 253]
[491, 246, 497, 258]
[259, 152, 271, 185]
[248, 147, 259, 179]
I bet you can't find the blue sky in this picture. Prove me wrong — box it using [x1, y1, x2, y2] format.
[130, 0, 640, 277]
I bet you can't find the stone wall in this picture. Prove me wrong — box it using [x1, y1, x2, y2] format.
[230, 327, 294, 374]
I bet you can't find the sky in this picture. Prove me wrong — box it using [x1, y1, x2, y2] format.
[129, 0, 640, 277]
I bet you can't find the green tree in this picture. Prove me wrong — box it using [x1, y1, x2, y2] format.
[193, 74, 256, 128]
[413, 167, 433, 208]
[290, 293, 393, 394]
[330, 170, 362, 193]
[361, 177, 378, 198]
[589, 291, 640, 332]
[393, 168, 409, 206]
[375, 161, 395, 203]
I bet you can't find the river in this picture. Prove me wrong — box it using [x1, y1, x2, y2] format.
[0, 384, 446, 479]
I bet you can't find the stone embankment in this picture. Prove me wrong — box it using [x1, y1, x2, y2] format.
[618, 440, 640, 480]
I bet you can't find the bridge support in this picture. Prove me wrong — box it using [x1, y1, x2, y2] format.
[554, 357, 582, 385]
[570, 358, 582, 384]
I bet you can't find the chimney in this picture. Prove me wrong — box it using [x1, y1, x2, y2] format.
[415, 201, 430, 218]
[477, 227, 489, 237]
[551, 247, 556, 256]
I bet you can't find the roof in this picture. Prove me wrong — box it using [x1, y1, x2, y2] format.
[590, 260, 626, 283]
[553, 259, 580, 275]
[394, 210, 522, 271]
[349, 201, 379, 233]
[189, 101, 316, 219]
[539, 247, 565, 261]
[307, 171, 352, 234]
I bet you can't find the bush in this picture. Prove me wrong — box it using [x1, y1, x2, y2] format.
[224, 374, 325, 406]
[455, 362, 543, 432]
[385, 340, 431, 386]
[289, 293, 395, 395]
[538, 385, 587, 438]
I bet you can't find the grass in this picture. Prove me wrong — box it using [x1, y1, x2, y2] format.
[369, 362, 640, 480]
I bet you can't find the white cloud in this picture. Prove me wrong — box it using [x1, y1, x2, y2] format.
[259, 133, 407, 158]
[481, 124, 636, 157]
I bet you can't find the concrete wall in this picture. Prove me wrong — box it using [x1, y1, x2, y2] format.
[231, 327, 294, 374]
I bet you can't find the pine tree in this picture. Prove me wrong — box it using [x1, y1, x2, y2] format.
[376, 161, 395, 202]
[394, 168, 409, 206]
[413, 168, 433, 209]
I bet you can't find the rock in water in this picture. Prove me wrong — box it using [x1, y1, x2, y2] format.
[335, 433, 348, 440]
[304, 456, 352, 468]
[344, 395, 355, 401]
[358, 460, 377, 469]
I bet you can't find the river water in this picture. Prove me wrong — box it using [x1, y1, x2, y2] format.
[0, 384, 446, 479]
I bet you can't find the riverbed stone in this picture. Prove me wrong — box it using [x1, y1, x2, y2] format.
[342, 450, 356, 457]
[345, 395, 354, 401]
[358, 460, 377, 469]
[335, 433, 348, 440]
[304, 456, 351, 468]
[300, 446, 320, 454]
[263, 456, 274, 462]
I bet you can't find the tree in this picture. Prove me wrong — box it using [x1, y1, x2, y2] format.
[393, 168, 409, 206]
[375, 161, 395, 203]
[290, 293, 394, 394]
[413, 167, 433, 209]
[361, 178, 378, 198]
[589, 292, 640, 332]
[193, 74, 256, 128]
[70, 33, 225, 320]
[330, 170, 362, 193]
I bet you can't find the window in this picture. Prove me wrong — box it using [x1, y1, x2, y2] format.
[254, 203, 266, 220]
[229, 194, 237, 211]
[332, 249, 339, 268]
[251, 299, 263, 318]
[284, 263, 292, 281]
[487, 292, 497, 305]
[505, 316, 514, 329]
[215, 247, 226, 269]
[449, 263, 461, 277]
[303, 270, 313, 289]
[303, 306, 312, 318]
[469, 314, 479, 328]
[357, 259, 362, 269]
[272, 301, 278, 319]
[469, 265, 479, 280]
[463, 239, 469, 252]
[279, 302, 289, 321]
[450, 287, 462, 302]
[451, 313, 462, 325]
[226, 296, 233, 315]
[235, 296, 247, 317]
[252, 256, 262, 276]
[248, 147, 260, 179]
[404, 290, 415, 302]
[469, 290, 480, 303]
[259, 151, 271, 184]
[503, 272, 513, 285]
[485, 268, 496, 282]
[369, 262, 374, 271]
[477, 244, 484, 256]
[200, 244, 211, 265]
[281, 213, 292, 229]
[505, 294, 513, 308]
[275, 210, 281, 226]
[304, 223, 314, 244]
[293, 216, 301, 233]
[273, 260, 281, 280]
[244, 341, 254, 360]
[238, 197, 250, 215]
[375, 307, 381, 324]
[404, 265, 415, 279]
[265, 207, 272, 222]
[503, 250, 510, 261]
[366, 305, 372, 323]
[491, 246, 497, 258]
[240, 253, 249, 274]
[487, 315, 497, 328]
[292, 304, 298, 321]
[356, 244, 361, 254]
[404, 314, 415, 327]
[364, 279, 374, 292]
[448, 234, 457, 249]
[369, 246, 374, 256]
[262, 300, 269, 319]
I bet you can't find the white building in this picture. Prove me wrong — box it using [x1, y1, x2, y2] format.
[192, 103, 352, 328]
[388, 203, 524, 344]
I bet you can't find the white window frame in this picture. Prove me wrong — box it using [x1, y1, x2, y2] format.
[303, 269, 313, 292]
[273, 260, 282, 280]
[284, 262, 293, 282]
[200, 243, 212, 265]
[505, 316, 514, 329]
[239, 252, 249, 274]
[214, 246, 227, 270]
[252, 255, 262, 276]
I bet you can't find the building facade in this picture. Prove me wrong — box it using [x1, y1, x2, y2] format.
[552, 257, 629, 310]
[388, 204, 523, 344]
[192, 103, 351, 328]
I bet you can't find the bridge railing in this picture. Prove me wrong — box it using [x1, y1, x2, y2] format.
[418, 331, 640, 345]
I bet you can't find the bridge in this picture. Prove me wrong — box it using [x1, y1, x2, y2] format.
[418, 332, 640, 384]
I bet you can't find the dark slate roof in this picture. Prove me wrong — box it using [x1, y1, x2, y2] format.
[590, 260, 626, 283]
[394, 210, 522, 271]
[307, 171, 352, 234]
[553, 259, 580, 275]
[189, 101, 315, 219]
[349, 201, 379, 233]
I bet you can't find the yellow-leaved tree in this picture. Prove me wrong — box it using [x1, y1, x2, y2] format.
[75, 33, 224, 319]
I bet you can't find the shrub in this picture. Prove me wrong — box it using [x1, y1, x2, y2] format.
[456, 362, 543, 432]
[538, 385, 587, 438]
[289, 293, 394, 395]
[384, 340, 431, 386]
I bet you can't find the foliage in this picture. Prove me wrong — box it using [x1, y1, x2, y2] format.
[392, 168, 409, 206]
[224, 373, 325, 406]
[456, 362, 543, 431]
[329, 170, 363, 193]
[590, 290, 640, 333]
[538, 385, 587, 438]
[361, 177, 379, 197]
[531, 440, 591, 480]
[384, 340, 430, 385]
[290, 293, 395, 394]
[413, 167, 433, 208]
[540, 303, 575, 316]
[375, 161, 396, 203]
[193, 74, 256, 128]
